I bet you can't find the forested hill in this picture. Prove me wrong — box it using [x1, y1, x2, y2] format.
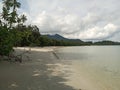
[45, 34, 83, 42]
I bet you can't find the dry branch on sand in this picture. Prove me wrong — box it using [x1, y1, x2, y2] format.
[0, 49, 31, 63]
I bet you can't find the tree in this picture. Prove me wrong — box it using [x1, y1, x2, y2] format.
[0, 26, 14, 55]
[21, 14, 27, 24]
[0, 0, 27, 56]
[2, 0, 21, 28]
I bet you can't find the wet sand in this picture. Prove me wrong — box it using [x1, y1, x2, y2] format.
[0, 47, 78, 90]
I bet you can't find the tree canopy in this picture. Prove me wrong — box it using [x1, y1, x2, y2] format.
[0, 0, 27, 56]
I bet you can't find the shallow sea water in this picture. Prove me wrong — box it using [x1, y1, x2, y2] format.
[55, 46, 120, 90]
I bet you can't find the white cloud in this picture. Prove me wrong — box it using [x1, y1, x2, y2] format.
[29, 9, 120, 41]
[82, 13, 100, 25]
[31, 11, 81, 34]
[0, 1, 3, 13]
[65, 23, 119, 40]
[104, 23, 117, 32]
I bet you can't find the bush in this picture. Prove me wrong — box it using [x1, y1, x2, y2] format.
[0, 26, 14, 56]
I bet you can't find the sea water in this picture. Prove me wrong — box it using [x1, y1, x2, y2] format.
[55, 46, 120, 90]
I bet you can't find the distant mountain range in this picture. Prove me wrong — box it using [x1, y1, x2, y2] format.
[46, 34, 67, 40]
[45, 34, 83, 42]
[43, 34, 120, 45]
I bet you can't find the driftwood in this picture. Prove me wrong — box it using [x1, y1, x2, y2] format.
[0, 48, 31, 63]
[8, 54, 22, 63]
[8, 49, 31, 63]
[0, 55, 3, 61]
[52, 51, 59, 59]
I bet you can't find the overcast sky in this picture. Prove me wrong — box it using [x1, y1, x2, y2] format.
[0, 0, 120, 41]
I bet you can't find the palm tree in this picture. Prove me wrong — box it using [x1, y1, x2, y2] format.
[2, 0, 12, 9]
[2, 0, 21, 28]
[10, 0, 21, 28]
[21, 14, 27, 24]
[12, 0, 21, 10]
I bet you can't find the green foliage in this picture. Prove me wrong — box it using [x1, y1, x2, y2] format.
[0, 26, 14, 55]
[0, 0, 27, 56]
[2, 0, 22, 28]
[12, 25, 41, 47]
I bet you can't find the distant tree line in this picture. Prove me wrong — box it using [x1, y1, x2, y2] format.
[93, 41, 120, 45]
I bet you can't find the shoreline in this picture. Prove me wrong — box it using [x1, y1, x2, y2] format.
[14, 46, 57, 52]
